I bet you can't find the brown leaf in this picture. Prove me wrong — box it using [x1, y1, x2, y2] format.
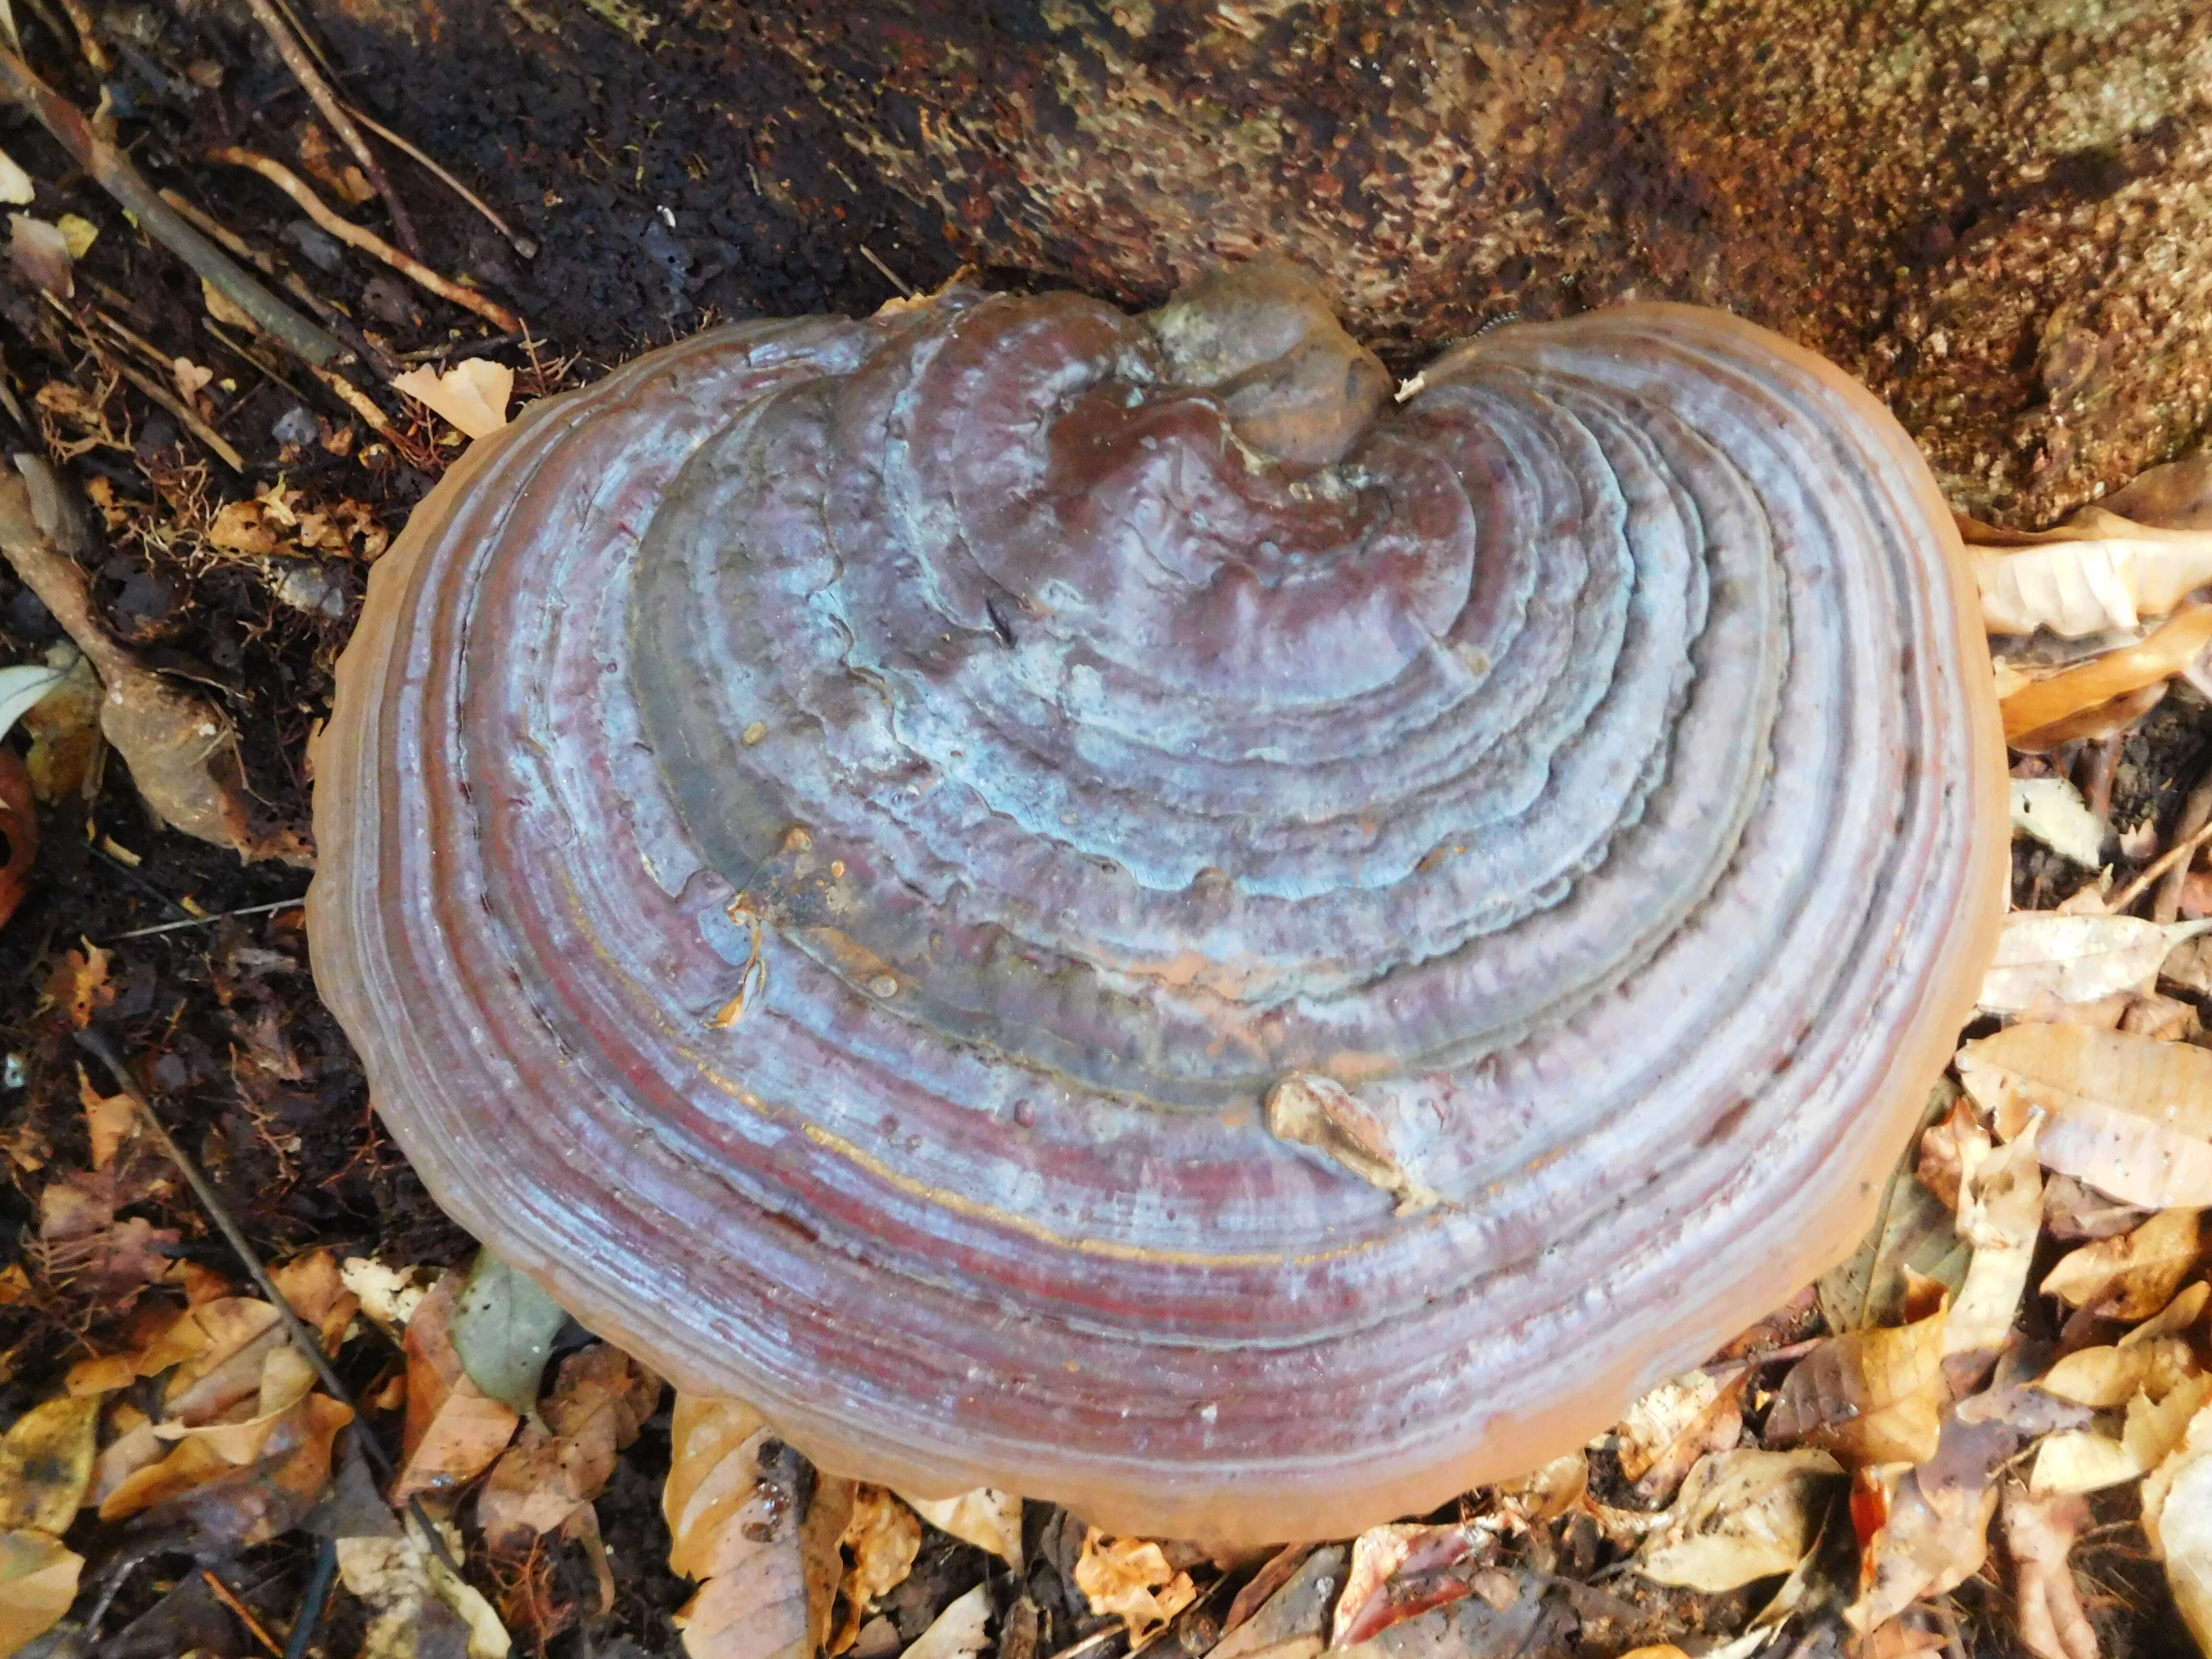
[393, 1269, 521, 1503]
[1635, 1448, 1841, 1592]
[2041, 1208, 2202, 1320]
[0, 747, 33, 931]
[392, 360, 515, 441]
[828, 1487, 922, 1653]
[1617, 1367, 1750, 1505]
[0, 1528, 82, 1656]
[1768, 1302, 1949, 1466]
[2003, 1484, 2098, 1659]
[0, 458, 312, 866]
[1075, 1528, 1198, 1644]
[1943, 1128, 2045, 1389]
[272, 1248, 361, 1354]
[1330, 1519, 1493, 1645]
[0, 1393, 99, 1533]
[478, 1343, 661, 1553]
[2000, 601, 2212, 744]
[663, 1395, 854, 1659]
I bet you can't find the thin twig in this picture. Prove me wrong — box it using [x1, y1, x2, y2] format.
[2106, 818, 2212, 916]
[238, 0, 421, 258]
[2156, 762, 2212, 923]
[202, 1567, 285, 1658]
[280, 1539, 340, 1659]
[0, 48, 346, 367]
[209, 145, 524, 334]
[72, 1026, 394, 1479]
[343, 101, 539, 258]
[858, 242, 913, 297]
[107, 896, 303, 941]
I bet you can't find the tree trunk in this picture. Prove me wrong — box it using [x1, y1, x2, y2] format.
[314, 0, 2212, 524]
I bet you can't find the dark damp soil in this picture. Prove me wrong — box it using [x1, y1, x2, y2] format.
[0, 3, 2202, 1656]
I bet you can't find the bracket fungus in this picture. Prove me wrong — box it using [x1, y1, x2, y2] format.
[308, 259, 2007, 1541]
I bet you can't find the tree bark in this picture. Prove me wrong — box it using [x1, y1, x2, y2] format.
[318, 0, 2212, 524]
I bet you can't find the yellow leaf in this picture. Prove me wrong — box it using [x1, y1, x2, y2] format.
[391, 359, 514, 441]
[0, 1529, 82, 1656]
[0, 1394, 98, 1533]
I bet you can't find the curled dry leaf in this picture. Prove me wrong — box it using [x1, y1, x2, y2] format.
[2011, 778, 2108, 868]
[830, 1487, 921, 1653]
[2039, 1337, 2197, 1408]
[1968, 506, 2212, 638]
[2003, 1484, 2098, 1659]
[0, 1528, 82, 1657]
[1616, 1366, 1752, 1505]
[339, 1505, 513, 1659]
[663, 1395, 855, 1659]
[1943, 1127, 2044, 1387]
[1635, 1448, 1842, 1592]
[2147, 1390, 2212, 1657]
[1208, 1543, 1346, 1659]
[1767, 1299, 1949, 1467]
[897, 1487, 1021, 1567]
[1075, 1528, 1197, 1644]
[393, 1268, 522, 1503]
[2105, 450, 2212, 532]
[2041, 1208, 2202, 1319]
[1957, 1023, 2212, 1209]
[392, 359, 515, 441]
[900, 1584, 991, 1659]
[0, 458, 311, 866]
[1331, 1518, 1495, 1646]
[1852, 1386, 2089, 1634]
[1999, 601, 2212, 745]
[1977, 913, 2210, 1015]
[477, 1343, 661, 1552]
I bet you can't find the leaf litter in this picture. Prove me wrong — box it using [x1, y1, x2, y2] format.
[8, 27, 2212, 1658]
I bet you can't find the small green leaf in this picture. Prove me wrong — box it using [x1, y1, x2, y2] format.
[449, 1249, 568, 1415]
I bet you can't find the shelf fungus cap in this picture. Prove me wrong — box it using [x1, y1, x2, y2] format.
[308, 262, 2007, 1542]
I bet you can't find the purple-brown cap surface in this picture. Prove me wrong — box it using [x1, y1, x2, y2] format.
[308, 262, 2007, 1541]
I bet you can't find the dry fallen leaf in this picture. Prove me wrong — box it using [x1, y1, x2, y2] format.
[477, 1343, 661, 1552]
[8, 213, 70, 297]
[2041, 1208, 2202, 1319]
[1616, 1366, 1752, 1505]
[392, 359, 516, 441]
[1635, 1448, 1841, 1592]
[1957, 1023, 2212, 1208]
[897, 1487, 1022, 1567]
[2146, 1388, 2212, 1656]
[0, 1528, 82, 1656]
[1943, 1125, 2044, 1387]
[339, 1504, 513, 1659]
[2003, 1483, 2098, 1659]
[663, 1395, 854, 1659]
[0, 1391, 97, 1541]
[2011, 777, 2109, 868]
[0, 459, 311, 866]
[1330, 1518, 1494, 1645]
[1075, 1528, 1197, 1644]
[1969, 507, 2212, 638]
[1977, 912, 2212, 1014]
[392, 1269, 522, 1503]
[1767, 1299, 1949, 1466]
[1999, 601, 2212, 744]
[829, 1487, 922, 1653]
[900, 1584, 991, 1659]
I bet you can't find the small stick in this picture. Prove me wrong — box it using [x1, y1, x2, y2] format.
[2156, 762, 2212, 923]
[280, 1539, 340, 1659]
[202, 1567, 285, 1658]
[238, 0, 421, 257]
[2105, 818, 2212, 916]
[73, 1026, 394, 1479]
[0, 48, 345, 367]
[209, 145, 524, 335]
[858, 243, 913, 298]
[311, 363, 407, 445]
[107, 897, 302, 941]
[343, 101, 539, 258]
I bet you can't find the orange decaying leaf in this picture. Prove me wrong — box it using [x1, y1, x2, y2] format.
[2000, 601, 2212, 744]
[1767, 1300, 1949, 1466]
[393, 1269, 522, 1503]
